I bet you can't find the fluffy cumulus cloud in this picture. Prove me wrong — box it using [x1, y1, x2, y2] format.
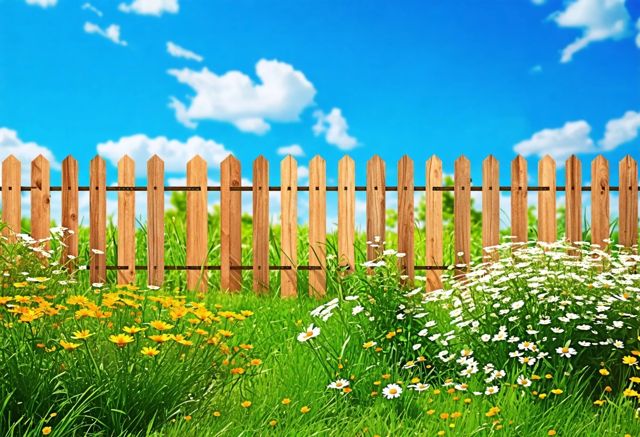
[25, 0, 57, 7]
[167, 59, 316, 134]
[118, 0, 178, 16]
[312, 108, 358, 150]
[513, 120, 595, 162]
[551, 0, 631, 63]
[96, 134, 232, 176]
[599, 110, 640, 150]
[276, 144, 305, 157]
[166, 41, 203, 62]
[0, 128, 61, 183]
[82, 3, 103, 16]
[83, 22, 127, 46]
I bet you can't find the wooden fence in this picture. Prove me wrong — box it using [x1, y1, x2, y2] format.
[0, 154, 638, 296]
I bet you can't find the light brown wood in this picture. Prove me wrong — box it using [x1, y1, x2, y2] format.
[308, 156, 326, 297]
[511, 155, 528, 243]
[619, 155, 638, 249]
[89, 156, 106, 284]
[117, 156, 135, 284]
[538, 155, 557, 243]
[565, 155, 582, 244]
[591, 155, 610, 248]
[366, 155, 385, 262]
[220, 155, 242, 291]
[338, 156, 355, 273]
[252, 156, 269, 293]
[280, 156, 298, 297]
[30, 155, 50, 251]
[147, 155, 165, 286]
[61, 156, 79, 268]
[482, 155, 500, 260]
[397, 155, 414, 280]
[425, 156, 443, 290]
[2, 156, 21, 241]
[186, 156, 209, 292]
[454, 156, 471, 275]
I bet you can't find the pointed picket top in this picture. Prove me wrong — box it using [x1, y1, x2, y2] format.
[3, 154, 19, 166]
[512, 154, 527, 166]
[399, 154, 413, 168]
[91, 155, 106, 168]
[32, 154, 49, 166]
[147, 154, 164, 165]
[339, 155, 355, 167]
[620, 154, 637, 169]
[62, 155, 77, 166]
[539, 155, 556, 176]
[221, 154, 239, 167]
[118, 154, 134, 166]
[455, 155, 470, 181]
[309, 155, 325, 168]
[483, 154, 498, 166]
[592, 154, 609, 168]
[253, 154, 268, 166]
[367, 154, 384, 168]
[566, 154, 580, 167]
[427, 154, 442, 166]
[455, 155, 470, 166]
[540, 154, 555, 165]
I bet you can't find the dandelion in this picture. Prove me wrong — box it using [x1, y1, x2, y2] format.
[141, 346, 159, 357]
[269, 420, 277, 427]
[148, 334, 171, 343]
[599, 368, 610, 376]
[149, 320, 174, 331]
[59, 340, 81, 351]
[281, 398, 291, 405]
[42, 427, 52, 435]
[71, 330, 93, 340]
[109, 333, 134, 347]
[241, 400, 252, 408]
[382, 383, 403, 399]
[300, 406, 311, 414]
[363, 341, 377, 349]
[123, 326, 145, 334]
[623, 356, 638, 366]
[297, 324, 320, 342]
[551, 389, 563, 395]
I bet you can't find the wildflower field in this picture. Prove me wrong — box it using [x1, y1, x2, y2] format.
[2, 193, 640, 437]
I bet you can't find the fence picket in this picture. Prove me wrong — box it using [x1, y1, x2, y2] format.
[89, 156, 106, 284]
[61, 156, 79, 268]
[454, 156, 471, 275]
[398, 155, 414, 280]
[187, 155, 208, 292]
[591, 155, 610, 248]
[252, 156, 269, 293]
[482, 155, 500, 260]
[338, 156, 355, 273]
[2, 156, 21, 242]
[538, 155, 557, 243]
[619, 155, 638, 249]
[565, 155, 582, 244]
[147, 155, 165, 286]
[117, 155, 135, 284]
[426, 156, 442, 291]
[221, 156, 242, 291]
[511, 155, 528, 243]
[366, 155, 385, 262]
[308, 156, 326, 297]
[281, 156, 298, 297]
[31, 155, 50, 251]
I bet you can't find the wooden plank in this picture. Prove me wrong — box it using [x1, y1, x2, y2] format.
[147, 155, 165, 286]
[591, 155, 610, 248]
[366, 155, 385, 262]
[511, 155, 528, 243]
[397, 155, 414, 280]
[482, 155, 500, 260]
[117, 155, 136, 284]
[2, 156, 21, 241]
[308, 156, 326, 297]
[280, 156, 298, 297]
[565, 155, 582, 244]
[31, 155, 50, 251]
[186, 156, 208, 292]
[220, 155, 242, 291]
[338, 156, 355, 273]
[538, 155, 557, 243]
[454, 156, 471, 275]
[61, 156, 79, 268]
[425, 156, 443, 290]
[252, 156, 269, 293]
[89, 156, 106, 284]
[619, 155, 638, 249]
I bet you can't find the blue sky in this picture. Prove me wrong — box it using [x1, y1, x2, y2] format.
[0, 0, 639, 225]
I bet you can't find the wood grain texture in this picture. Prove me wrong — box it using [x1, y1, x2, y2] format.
[454, 156, 471, 275]
[425, 156, 443, 290]
[280, 156, 298, 297]
[61, 156, 78, 268]
[591, 155, 610, 248]
[30, 155, 50, 251]
[511, 156, 528, 243]
[366, 155, 385, 262]
[397, 155, 414, 280]
[308, 156, 326, 297]
[89, 156, 106, 284]
[2, 156, 21, 241]
[186, 156, 208, 292]
[220, 155, 242, 291]
[538, 155, 557, 243]
[338, 156, 355, 273]
[482, 155, 500, 260]
[565, 155, 582, 244]
[117, 156, 136, 284]
[619, 155, 638, 249]
[147, 155, 165, 286]
[252, 156, 269, 293]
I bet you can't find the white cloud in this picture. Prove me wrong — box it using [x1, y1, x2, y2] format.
[83, 22, 127, 46]
[82, 2, 103, 16]
[0, 127, 61, 184]
[277, 144, 305, 157]
[312, 108, 358, 150]
[96, 134, 232, 176]
[599, 110, 640, 151]
[531, 0, 546, 5]
[551, 0, 631, 63]
[118, 0, 178, 16]
[166, 41, 203, 62]
[513, 120, 596, 162]
[25, 0, 57, 7]
[167, 59, 316, 133]
[297, 165, 309, 181]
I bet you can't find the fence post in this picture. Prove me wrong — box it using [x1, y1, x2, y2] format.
[338, 156, 355, 273]
[482, 155, 499, 260]
[117, 155, 135, 284]
[61, 156, 79, 268]
[565, 155, 582, 245]
[591, 155, 610, 248]
[220, 155, 242, 291]
[309, 156, 326, 297]
[426, 156, 442, 291]
[90, 156, 106, 284]
[147, 155, 165, 286]
[252, 156, 269, 293]
[31, 155, 50, 252]
[281, 156, 298, 297]
[398, 155, 414, 281]
[619, 155, 638, 249]
[2, 156, 21, 242]
[366, 155, 385, 262]
[186, 156, 208, 292]
[511, 155, 528, 244]
[538, 155, 557, 243]
[454, 156, 471, 276]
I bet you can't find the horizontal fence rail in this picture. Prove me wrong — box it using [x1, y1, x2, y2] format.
[0, 153, 638, 297]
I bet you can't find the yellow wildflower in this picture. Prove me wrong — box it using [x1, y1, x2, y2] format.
[141, 347, 160, 357]
[109, 333, 134, 347]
